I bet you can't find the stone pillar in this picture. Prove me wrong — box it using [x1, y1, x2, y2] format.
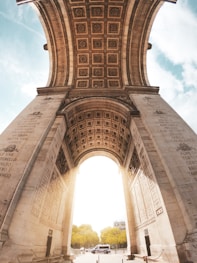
[62, 167, 77, 260]
[0, 93, 67, 261]
[120, 164, 137, 256]
[129, 93, 197, 263]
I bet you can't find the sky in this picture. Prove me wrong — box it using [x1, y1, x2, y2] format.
[0, 0, 197, 234]
[0, 0, 49, 133]
[147, 0, 197, 133]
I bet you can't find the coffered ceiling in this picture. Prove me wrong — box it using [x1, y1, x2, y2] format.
[16, 0, 176, 164]
[17, 0, 173, 89]
[60, 96, 136, 164]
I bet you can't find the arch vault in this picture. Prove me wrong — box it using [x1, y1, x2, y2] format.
[0, 0, 197, 262]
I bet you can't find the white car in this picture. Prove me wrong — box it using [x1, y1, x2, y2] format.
[91, 244, 111, 254]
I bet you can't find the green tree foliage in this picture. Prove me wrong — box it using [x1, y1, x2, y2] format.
[100, 227, 127, 248]
[71, 224, 99, 248]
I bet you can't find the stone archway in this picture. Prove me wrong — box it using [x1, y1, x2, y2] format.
[0, 0, 197, 263]
[59, 96, 137, 165]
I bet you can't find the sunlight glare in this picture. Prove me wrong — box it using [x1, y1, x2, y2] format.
[72, 156, 126, 235]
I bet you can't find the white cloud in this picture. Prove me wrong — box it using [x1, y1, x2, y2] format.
[151, 1, 197, 64]
[0, 3, 48, 134]
[20, 82, 37, 98]
[167, 88, 197, 134]
[147, 51, 184, 103]
[0, 49, 24, 75]
[147, 1, 197, 133]
[182, 63, 197, 88]
[0, 41, 47, 95]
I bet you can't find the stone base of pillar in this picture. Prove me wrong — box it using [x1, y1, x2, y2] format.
[126, 254, 135, 260]
[63, 254, 76, 263]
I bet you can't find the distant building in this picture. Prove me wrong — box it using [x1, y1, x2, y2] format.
[113, 221, 126, 230]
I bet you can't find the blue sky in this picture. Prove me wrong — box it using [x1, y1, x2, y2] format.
[147, 0, 197, 133]
[0, 0, 197, 134]
[0, 0, 49, 133]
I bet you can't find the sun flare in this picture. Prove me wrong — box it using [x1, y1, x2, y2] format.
[72, 156, 126, 234]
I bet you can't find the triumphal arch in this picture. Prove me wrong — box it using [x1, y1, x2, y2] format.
[0, 0, 197, 262]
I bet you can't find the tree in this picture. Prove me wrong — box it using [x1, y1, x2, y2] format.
[118, 229, 127, 248]
[71, 224, 99, 248]
[100, 227, 127, 248]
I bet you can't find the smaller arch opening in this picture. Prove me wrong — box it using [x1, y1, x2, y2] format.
[72, 155, 127, 238]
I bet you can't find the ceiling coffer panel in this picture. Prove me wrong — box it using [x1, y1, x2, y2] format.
[17, 0, 168, 88]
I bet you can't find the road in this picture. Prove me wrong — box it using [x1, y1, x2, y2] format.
[74, 252, 142, 263]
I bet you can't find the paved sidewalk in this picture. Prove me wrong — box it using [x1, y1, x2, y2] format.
[74, 253, 141, 263]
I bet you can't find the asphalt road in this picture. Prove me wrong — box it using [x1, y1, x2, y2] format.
[74, 252, 141, 263]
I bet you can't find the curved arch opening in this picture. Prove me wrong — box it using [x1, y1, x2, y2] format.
[72, 155, 127, 236]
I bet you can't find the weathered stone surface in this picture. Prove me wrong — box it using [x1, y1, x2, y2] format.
[1, 0, 197, 263]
